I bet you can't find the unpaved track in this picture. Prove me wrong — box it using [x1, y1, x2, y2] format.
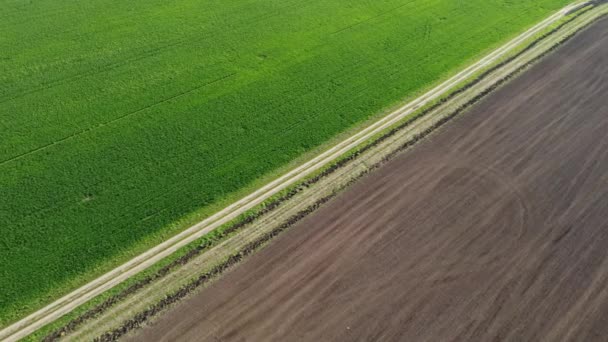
[0, 5, 581, 342]
[132, 17, 608, 342]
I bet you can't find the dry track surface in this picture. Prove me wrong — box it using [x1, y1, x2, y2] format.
[132, 17, 608, 342]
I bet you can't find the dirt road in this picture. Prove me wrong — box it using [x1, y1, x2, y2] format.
[131, 17, 608, 342]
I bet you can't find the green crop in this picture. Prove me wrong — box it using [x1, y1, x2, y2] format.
[0, 0, 571, 324]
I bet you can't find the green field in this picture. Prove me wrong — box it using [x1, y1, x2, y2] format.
[0, 0, 571, 324]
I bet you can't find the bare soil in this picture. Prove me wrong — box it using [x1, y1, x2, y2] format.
[131, 17, 608, 342]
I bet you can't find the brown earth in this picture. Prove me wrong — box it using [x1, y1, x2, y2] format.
[131, 17, 608, 342]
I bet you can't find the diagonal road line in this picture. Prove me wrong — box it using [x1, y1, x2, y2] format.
[0, 3, 579, 341]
